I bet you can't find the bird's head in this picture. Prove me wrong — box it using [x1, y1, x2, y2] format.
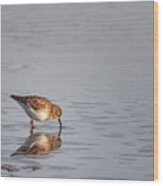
[51, 104, 62, 120]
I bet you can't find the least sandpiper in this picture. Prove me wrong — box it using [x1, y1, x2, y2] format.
[11, 95, 62, 134]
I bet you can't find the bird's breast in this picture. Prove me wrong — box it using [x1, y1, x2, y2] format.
[31, 110, 49, 121]
[20, 103, 49, 121]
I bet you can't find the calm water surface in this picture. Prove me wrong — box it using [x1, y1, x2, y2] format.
[2, 2, 154, 180]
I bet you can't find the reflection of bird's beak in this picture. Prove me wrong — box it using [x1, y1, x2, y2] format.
[58, 125, 62, 137]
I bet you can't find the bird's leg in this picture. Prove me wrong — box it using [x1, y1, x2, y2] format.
[30, 120, 35, 135]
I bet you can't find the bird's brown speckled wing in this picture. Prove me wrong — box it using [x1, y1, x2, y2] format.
[24, 96, 53, 111]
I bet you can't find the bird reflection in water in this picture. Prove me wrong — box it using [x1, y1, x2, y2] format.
[11, 126, 62, 156]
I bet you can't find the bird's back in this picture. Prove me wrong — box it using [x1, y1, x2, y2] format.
[11, 95, 54, 121]
[11, 95, 52, 108]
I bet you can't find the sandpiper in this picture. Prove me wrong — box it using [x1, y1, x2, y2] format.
[11, 95, 63, 134]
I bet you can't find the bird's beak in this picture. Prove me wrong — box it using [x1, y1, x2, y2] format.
[58, 118, 63, 129]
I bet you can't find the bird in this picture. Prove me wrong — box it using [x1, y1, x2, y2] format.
[10, 95, 63, 134]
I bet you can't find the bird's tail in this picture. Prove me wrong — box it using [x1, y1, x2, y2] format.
[10, 94, 23, 102]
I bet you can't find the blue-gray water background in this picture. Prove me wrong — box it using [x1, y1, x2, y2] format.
[2, 2, 154, 180]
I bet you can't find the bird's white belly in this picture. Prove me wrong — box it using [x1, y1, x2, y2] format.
[20, 104, 49, 121]
[27, 109, 48, 121]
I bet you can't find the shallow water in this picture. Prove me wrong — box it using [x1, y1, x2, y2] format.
[1, 2, 154, 180]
